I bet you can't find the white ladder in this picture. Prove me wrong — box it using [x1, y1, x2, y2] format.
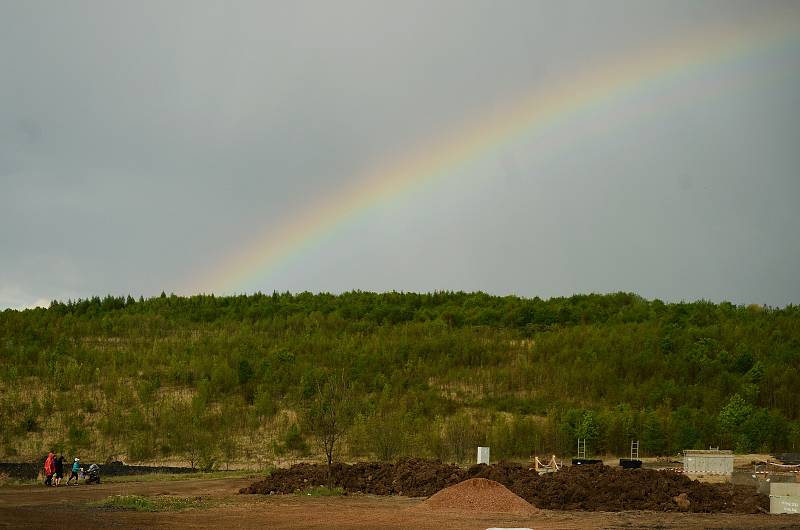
[631, 440, 639, 460]
[577, 439, 586, 459]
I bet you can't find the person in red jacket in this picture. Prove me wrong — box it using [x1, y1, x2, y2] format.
[43, 452, 55, 486]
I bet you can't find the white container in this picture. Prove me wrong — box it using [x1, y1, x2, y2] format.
[477, 446, 490, 465]
[770, 496, 800, 514]
[770, 482, 800, 497]
[683, 450, 733, 476]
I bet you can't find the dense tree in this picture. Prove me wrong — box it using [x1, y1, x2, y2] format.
[0, 291, 798, 463]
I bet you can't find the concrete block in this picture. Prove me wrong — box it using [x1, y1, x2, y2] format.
[770, 482, 800, 497]
[683, 451, 733, 475]
[770, 495, 800, 514]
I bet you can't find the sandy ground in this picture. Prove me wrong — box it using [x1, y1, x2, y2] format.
[2, 477, 800, 529]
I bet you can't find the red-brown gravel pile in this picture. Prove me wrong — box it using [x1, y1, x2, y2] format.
[418, 478, 537, 514]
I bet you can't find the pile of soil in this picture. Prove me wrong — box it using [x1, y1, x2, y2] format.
[240, 458, 464, 497]
[241, 460, 768, 514]
[418, 478, 536, 514]
[494, 464, 767, 513]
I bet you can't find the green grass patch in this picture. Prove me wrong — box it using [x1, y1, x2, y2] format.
[92, 494, 207, 512]
[298, 485, 345, 497]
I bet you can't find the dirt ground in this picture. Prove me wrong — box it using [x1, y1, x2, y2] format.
[2, 477, 800, 529]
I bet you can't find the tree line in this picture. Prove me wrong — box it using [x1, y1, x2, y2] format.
[0, 291, 798, 467]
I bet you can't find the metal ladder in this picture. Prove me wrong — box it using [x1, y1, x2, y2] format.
[577, 439, 586, 459]
[631, 440, 639, 460]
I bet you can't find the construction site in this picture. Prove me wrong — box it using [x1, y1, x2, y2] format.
[241, 442, 800, 510]
[240, 457, 768, 512]
[5, 446, 799, 529]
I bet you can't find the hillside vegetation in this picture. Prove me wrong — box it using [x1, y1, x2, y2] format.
[1, 292, 798, 467]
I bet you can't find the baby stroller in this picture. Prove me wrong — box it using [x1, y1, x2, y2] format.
[84, 463, 100, 485]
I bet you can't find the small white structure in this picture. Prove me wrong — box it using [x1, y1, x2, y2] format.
[477, 446, 490, 465]
[683, 449, 733, 476]
[769, 482, 800, 514]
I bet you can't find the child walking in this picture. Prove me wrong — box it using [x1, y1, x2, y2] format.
[67, 457, 80, 485]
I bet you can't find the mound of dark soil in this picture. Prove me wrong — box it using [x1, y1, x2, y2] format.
[241, 460, 768, 514]
[240, 458, 463, 497]
[495, 464, 767, 513]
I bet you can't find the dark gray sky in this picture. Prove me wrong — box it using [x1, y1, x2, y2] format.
[2, 0, 799, 309]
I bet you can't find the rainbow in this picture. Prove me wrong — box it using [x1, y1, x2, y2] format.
[192, 11, 799, 294]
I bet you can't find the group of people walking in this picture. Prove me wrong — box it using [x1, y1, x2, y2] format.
[43, 452, 85, 486]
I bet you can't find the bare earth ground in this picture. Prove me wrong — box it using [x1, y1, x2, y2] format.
[2, 477, 800, 530]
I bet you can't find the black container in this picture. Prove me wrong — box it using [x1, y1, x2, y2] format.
[571, 458, 603, 465]
[619, 458, 642, 469]
[774, 453, 800, 465]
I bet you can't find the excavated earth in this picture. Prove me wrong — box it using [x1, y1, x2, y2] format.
[416, 478, 537, 514]
[240, 459, 768, 514]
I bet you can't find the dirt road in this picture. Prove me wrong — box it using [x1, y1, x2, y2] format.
[2, 477, 799, 529]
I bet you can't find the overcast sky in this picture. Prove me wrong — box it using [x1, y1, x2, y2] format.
[2, 0, 799, 309]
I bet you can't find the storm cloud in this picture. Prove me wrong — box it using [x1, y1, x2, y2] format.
[2, 0, 799, 308]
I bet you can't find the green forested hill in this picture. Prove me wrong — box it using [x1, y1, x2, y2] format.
[1, 292, 798, 466]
